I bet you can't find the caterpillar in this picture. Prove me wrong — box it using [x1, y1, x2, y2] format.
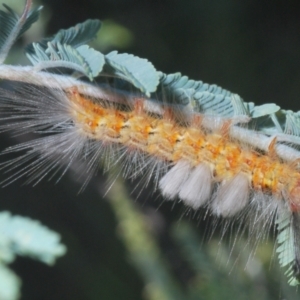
[1, 69, 300, 285]
[0, 76, 298, 216]
[67, 85, 300, 216]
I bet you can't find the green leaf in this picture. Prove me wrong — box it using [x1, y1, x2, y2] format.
[53, 19, 101, 47]
[0, 211, 66, 265]
[275, 209, 300, 286]
[157, 72, 243, 117]
[26, 19, 101, 55]
[0, 4, 41, 45]
[0, 4, 19, 48]
[27, 42, 105, 80]
[0, 3, 42, 62]
[76, 44, 104, 77]
[105, 51, 159, 97]
[250, 103, 280, 118]
[17, 5, 42, 38]
[0, 263, 20, 300]
[230, 94, 250, 116]
[158, 72, 234, 97]
[284, 110, 300, 136]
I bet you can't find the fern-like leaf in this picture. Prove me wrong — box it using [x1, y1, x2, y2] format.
[105, 51, 159, 97]
[276, 208, 300, 286]
[0, 211, 66, 265]
[158, 72, 249, 118]
[26, 19, 101, 55]
[27, 42, 104, 80]
[52, 19, 101, 47]
[0, 2, 42, 63]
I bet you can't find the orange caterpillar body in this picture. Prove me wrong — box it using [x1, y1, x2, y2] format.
[67, 87, 300, 215]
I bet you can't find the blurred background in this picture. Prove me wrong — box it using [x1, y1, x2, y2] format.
[2, 0, 300, 299]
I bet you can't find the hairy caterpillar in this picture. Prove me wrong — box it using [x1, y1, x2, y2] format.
[1, 68, 300, 285]
[0, 75, 298, 216]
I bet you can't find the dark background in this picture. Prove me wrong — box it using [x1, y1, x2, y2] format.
[2, 0, 300, 299]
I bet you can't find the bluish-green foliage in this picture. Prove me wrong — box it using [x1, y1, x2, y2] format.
[0, 212, 66, 300]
